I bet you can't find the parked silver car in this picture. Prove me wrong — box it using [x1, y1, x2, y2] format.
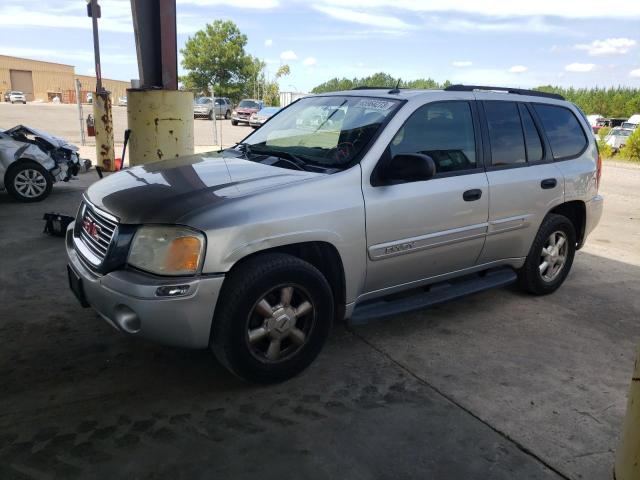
[1, 125, 89, 202]
[604, 127, 633, 152]
[66, 85, 603, 383]
[194, 97, 232, 120]
[249, 106, 281, 128]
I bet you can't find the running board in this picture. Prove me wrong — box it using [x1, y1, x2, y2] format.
[349, 267, 517, 325]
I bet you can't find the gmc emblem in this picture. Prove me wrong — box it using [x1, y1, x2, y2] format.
[82, 217, 102, 241]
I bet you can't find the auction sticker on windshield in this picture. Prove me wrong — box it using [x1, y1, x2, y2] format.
[354, 99, 396, 111]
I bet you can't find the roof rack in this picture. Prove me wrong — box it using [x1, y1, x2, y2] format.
[351, 86, 396, 90]
[444, 84, 565, 101]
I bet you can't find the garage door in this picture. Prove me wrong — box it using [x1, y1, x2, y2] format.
[10, 70, 34, 101]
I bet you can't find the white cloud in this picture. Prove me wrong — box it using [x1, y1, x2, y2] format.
[0, 46, 136, 65]
[565, 62, 596, 72]
[264, 39, 273, 47]
[631, 69, 640, 78]
[280, 50, 298, 61]
[302, 57, 317, 66]
[425, 15, 558, 34]
[177, 0, 278, 7]
[574, 38, 637, 56]
[452, 61, 472, 67]
[313, 5, 414, 30]
[312, 0, 640, 18]
[508, 65, 528, 73]
[0, 7, 132, 32]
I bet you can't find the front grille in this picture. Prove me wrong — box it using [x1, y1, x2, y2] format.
[77, 202, 117, 264]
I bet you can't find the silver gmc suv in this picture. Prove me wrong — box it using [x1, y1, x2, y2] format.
[66, 85, 603, 383]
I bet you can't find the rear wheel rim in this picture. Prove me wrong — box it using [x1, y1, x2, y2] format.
[14, 169, 47, 198]
[539, 230, 568, 282]
[245, 284, 315, 363]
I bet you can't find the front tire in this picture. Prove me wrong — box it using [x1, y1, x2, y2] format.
[518, 214, 576, 295]
[225, 110, 231, 119]
[211, 253, 334, 384]
[231, 120, 238, 126]
[5, 161, 53, 202]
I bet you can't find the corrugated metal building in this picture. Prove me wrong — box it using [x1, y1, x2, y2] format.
[0, 55, 130, 102]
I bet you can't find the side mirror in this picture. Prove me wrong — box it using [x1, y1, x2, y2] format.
[383, 153, 436, 183]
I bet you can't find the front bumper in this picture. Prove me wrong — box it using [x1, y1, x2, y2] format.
[231, 114, 250, 123]
[66, 223, 224, 349]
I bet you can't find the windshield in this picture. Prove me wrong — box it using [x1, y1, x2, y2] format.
[239, 100, 260, 108]
[611, 129, 632, 137]
[242, 95, 401, 168]
[258, 107, 280, 116]
[195, 97, 211, 104]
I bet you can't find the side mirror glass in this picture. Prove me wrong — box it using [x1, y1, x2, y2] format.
[384, 153, 436, 183]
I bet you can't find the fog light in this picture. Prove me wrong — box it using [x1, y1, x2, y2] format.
[156, 285, 190, 297]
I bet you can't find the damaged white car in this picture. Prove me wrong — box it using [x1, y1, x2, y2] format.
[0, 125, 90, 202]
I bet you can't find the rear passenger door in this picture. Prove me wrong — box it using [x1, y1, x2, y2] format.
[478, 100, 564, 263]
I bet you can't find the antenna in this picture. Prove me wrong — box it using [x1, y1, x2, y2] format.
[388, 78, 401, 94]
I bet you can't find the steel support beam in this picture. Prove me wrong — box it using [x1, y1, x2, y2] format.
[130, 0, 178, 89]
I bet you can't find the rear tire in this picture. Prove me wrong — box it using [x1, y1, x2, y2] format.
[518, 214, 576, 295]
[211, 253, 333, 384]
[5, 160, 53, 202]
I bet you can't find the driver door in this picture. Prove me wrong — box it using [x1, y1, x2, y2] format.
[362, 100, 489, 294]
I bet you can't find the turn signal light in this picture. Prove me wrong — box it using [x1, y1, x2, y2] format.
[164, 236, 202, 272]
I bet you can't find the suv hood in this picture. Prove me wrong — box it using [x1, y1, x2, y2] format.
[85, 151, 323, 224]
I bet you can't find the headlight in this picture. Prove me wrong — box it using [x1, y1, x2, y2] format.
[232, 110, 237, 115]
[128, 226, 206, 276]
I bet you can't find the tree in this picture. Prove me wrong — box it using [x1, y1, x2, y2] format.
[620, 128, 640, 161]
[180, 20, 254, 101]
[311, 73, 447, 93]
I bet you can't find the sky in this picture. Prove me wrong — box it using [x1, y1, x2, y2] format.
[1, 0, 640, 92]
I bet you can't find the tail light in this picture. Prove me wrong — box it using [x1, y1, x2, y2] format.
[596, 152, 602, 191]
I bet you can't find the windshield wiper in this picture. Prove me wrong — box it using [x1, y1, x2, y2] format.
[248, 147, 310, 171]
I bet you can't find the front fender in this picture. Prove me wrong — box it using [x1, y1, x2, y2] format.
[224, 229, 345, 265]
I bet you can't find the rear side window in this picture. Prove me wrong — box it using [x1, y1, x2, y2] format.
[484, 101, 526, 166]
[532, 104, 587, 159]
[390, 101, 477, 174]
[519, 105, 544, 163]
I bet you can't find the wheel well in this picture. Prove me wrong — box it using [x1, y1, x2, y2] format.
[549, 201, 586, 248]
[231, 242, 347, 321]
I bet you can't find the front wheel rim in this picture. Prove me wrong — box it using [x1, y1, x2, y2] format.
[246, 284, 315, 363]
[14, 169, 47, 198]
[539, 230, 568, 282]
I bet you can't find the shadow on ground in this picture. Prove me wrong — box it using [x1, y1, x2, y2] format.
[1, 173, 637, 479]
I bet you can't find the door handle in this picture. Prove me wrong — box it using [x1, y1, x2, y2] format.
[541, 178, 557, 189]
[463, 189, 482, 201]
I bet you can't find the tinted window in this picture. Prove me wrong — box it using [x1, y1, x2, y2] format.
[484, 101, 526, 166]
[390, 101, 477, 174]
[520, 105, 544, 162]
[239, 100, 260, 108]
[533, 104, 587, 159]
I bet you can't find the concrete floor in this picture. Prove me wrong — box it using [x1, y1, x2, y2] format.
[0, 161, 639, 479]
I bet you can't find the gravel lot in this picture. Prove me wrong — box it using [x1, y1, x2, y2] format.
[0, 105, 639, 479]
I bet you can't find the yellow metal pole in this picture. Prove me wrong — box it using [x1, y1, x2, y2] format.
[615, 345, 640, 480]
[93, 92, 115, 172]
[126, 89, 194, 166]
